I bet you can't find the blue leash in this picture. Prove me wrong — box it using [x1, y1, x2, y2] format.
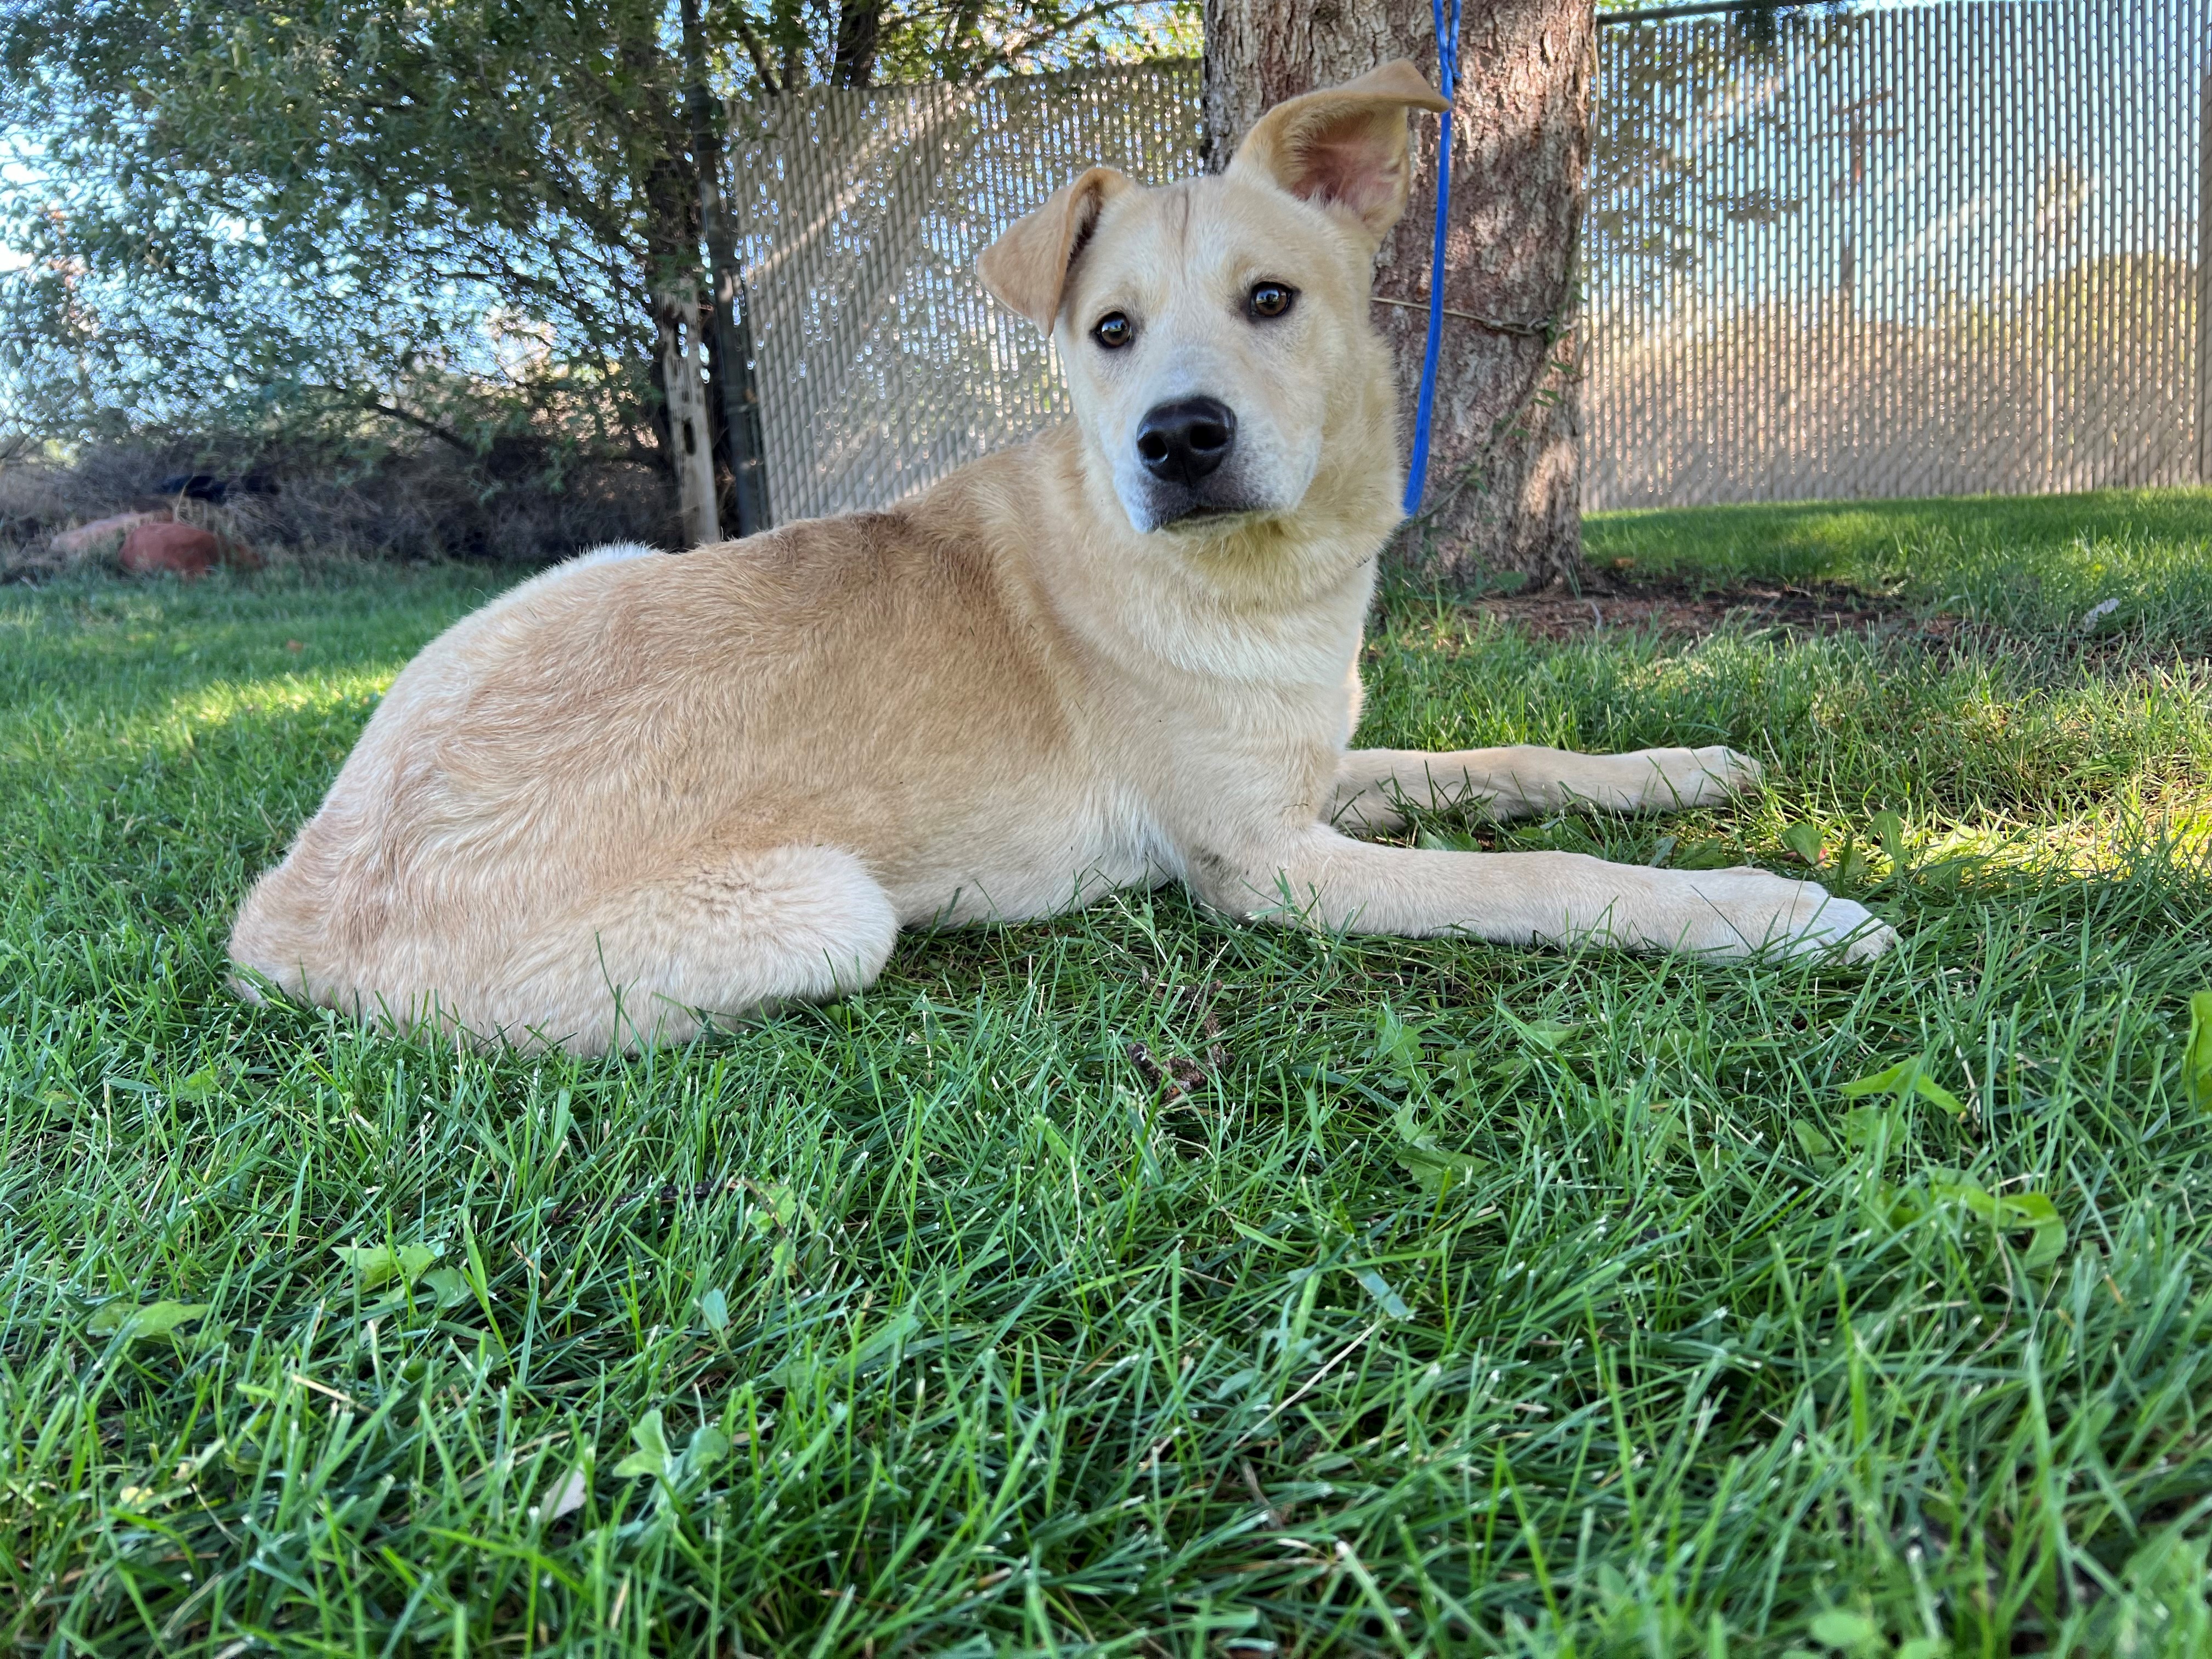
[1402, 0, 1462, 517]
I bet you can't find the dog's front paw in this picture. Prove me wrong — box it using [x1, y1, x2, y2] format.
[1677, 867, 1896, 962]
[1633, 744, 1764, 810]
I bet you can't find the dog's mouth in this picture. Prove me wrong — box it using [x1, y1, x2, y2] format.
[1159, 502, 1266, 529]
[1113, 421, 1319, 537]
[1131, 480, 1276, 535]
[1110, 430, 1312, 536]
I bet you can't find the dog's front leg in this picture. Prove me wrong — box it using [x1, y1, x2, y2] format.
[1190, 826, 1892, 962]
[1327, 744, 1763, 834]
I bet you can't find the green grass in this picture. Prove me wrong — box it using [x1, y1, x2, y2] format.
[4, 494, 2212, 1656]
[1586, 487, 2212, 651]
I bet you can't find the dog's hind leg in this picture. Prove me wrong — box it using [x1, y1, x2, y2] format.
[496, 844, 899, 1054]
[1328, 745, 1763, 834]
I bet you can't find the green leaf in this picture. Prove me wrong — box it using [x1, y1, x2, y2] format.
[1838, 1055, 1965, 1118]
[1870, 809, 1906, 871]
[2184, 991, 2212, 1111]
[2001, 1191, 2067, 1268]
[1791, 1122, 1836, 1166]
[1837, 839, 1868, 885]
[1673, 840, 1735, 870]
[1497, 1011, 1573, 1053]
[699, 1288, 729, 1333]
[1897, 1175, 2066, 1268]
[88, 1300, 209, 1340]
[1780, 820, 1824, 866]
[1030, 1114, 1073, 1161]
[1863, 1182, 1927, 1232]
[332, 1243, 439, 1290]
[1838, 1058, 1920, 1097]
[1910, 1070, 1968, 1118]
[686, 1423, 731, 1468]
[1353, 1267, 1413, 1319]
[1375, 1008, 1426, 1086]
[421, 1267, 472, 1308]
[1808, 1608, 1880, 1651]
[173, 1066, 218, 1102]
[613, 1409, 670, 1480]
[747, 1185, 800, 1231]
[1396, 1142, 1485, 1196]
[1839, 1106, 1887, 1149]
[1414, 827, 1480, 852]
[124, 1302, 208, 1338]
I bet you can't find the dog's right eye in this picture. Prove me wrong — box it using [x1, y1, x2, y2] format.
[1092, 313, 1133, 350]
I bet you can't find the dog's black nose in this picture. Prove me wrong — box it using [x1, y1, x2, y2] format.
[1135, 398, 1237, 487]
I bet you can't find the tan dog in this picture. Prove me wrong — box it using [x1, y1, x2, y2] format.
[230, 62, 1892, 1054]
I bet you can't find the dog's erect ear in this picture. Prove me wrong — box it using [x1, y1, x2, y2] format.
[979, 166, 1134, 332]
[1227, 60, 1450, 244]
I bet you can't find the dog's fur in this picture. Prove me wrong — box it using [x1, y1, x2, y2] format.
[230, 63, 1892, 1053]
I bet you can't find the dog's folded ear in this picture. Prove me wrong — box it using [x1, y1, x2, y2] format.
[1227, 60, 1451, 244]
[979, 166, 1135, 332]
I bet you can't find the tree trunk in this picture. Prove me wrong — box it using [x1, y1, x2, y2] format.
[1203, 0, 1590, 589]
[657, 294, 723, 548]
[682, 0, 771, 534]
[831, 0, 881, 87]
[618, 11, 712, 510]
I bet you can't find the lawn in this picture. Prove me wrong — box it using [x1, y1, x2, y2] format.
[3, 489, 2210, 1656]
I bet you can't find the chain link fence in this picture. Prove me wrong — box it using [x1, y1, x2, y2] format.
[1587, 0, 2207, 507]
[722, 64, 1200, 525]
[721, 0, 2208, 521]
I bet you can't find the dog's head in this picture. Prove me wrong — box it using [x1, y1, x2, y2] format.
[980, 62, 1447, 540]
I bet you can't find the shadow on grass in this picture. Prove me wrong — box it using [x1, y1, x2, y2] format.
[1586, 484, 2212, 651]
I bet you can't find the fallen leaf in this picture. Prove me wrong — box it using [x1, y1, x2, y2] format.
[543, 1468, 587, 1521]
[332, 1243, 439, 1290]
[88, 1300, 210, 1341]
[1353, 1267, 1412, 1319]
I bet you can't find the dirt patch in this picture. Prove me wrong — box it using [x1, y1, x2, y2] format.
[1465, 577, 1953, 644]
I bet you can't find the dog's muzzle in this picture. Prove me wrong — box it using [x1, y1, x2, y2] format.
[1137, 397, 1235, 487]
[1131, 397, 1259, 528]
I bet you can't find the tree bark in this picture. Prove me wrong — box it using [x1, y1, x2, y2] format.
[831, 0, 882, 87]
[1203, 0, 1590, 589]
[657, 294, 723, 548]
[617, 10, 709, 498]
[683, 0, 771, 534]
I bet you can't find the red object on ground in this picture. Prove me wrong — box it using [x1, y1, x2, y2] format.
[52, 509, 170, 557]
[120, 521, 221, 578]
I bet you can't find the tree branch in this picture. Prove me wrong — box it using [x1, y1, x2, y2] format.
[341, 393, 477, 455]
[723, 5, 785, 93]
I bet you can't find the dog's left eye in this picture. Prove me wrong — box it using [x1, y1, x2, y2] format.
[1248, 282, 1296, 320]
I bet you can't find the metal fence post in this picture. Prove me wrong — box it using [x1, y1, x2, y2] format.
[2198, 65, 2211, 484]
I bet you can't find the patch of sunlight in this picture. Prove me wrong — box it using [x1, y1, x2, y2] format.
[1916, 794, 2212, 884]
[0, 668, 398, 772]
[172, 669, 396, 730]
